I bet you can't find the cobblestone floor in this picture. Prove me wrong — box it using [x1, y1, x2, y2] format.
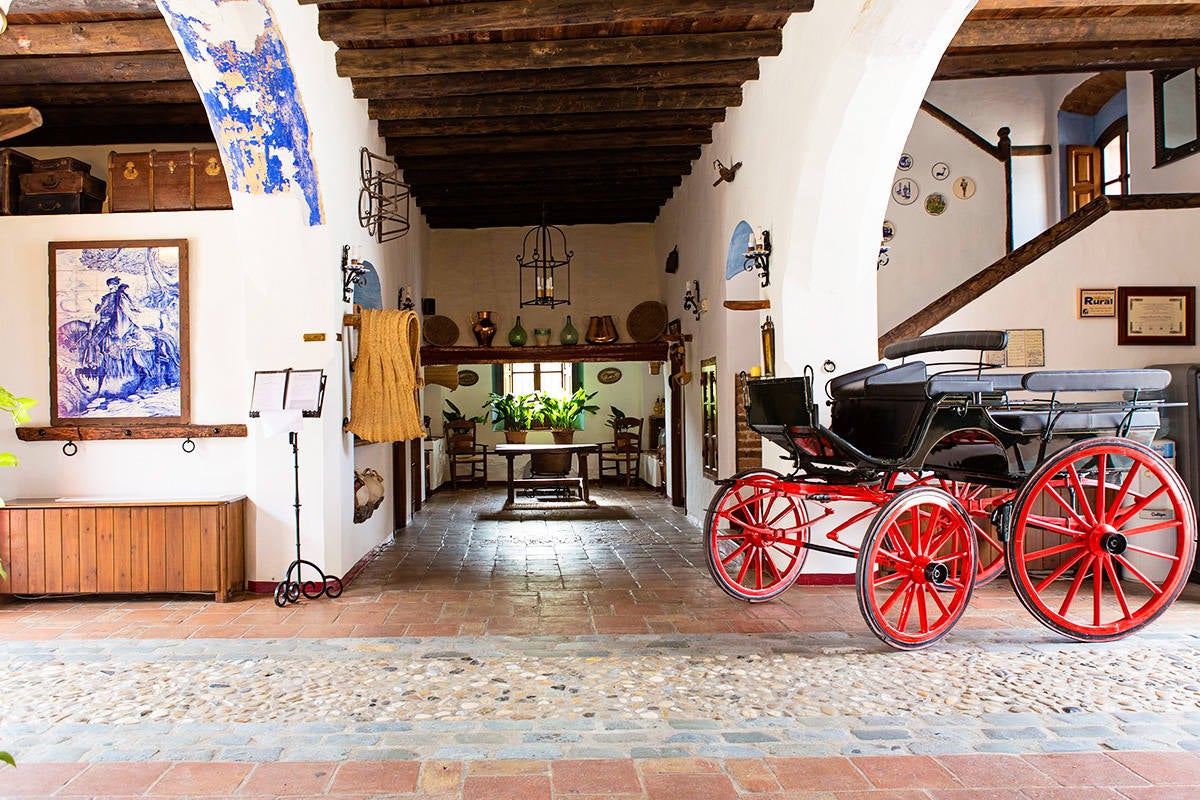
[1, 486, 1199, 798]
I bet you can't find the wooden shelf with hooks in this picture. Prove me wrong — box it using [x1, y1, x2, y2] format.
[16, 424, 248, 442]
[421, 342, 668, 366]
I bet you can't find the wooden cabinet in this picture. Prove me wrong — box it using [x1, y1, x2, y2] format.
[0, 497, 246, 602]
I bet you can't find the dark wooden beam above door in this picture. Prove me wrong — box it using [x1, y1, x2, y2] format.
[370, 87, 741, 120]
[937, 43, 1200, 79]
[387, 128, 711, 157]
[377, 109, 725, 138]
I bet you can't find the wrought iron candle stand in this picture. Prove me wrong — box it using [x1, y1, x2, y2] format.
[743, 230, 772, 287]
[342, 244, 368, 303]
[274, 429, 343, 608]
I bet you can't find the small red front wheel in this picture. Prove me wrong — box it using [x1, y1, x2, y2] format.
[704, 469, 810, 602]
[856, 486, 976, 649]
[1007, 437, 1196, 642]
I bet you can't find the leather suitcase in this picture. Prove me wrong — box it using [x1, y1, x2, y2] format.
[32, 156, 92, 175]
[192, 148, 233, 210]
[0, 148, 34, 215]
[151, 150, 193, 211]
[108, 151, 152, 212]
[20, 192, 103, 215]
[20, 170, 105, 198]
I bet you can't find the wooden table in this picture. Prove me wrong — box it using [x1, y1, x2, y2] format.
[493, 443, 600, 508]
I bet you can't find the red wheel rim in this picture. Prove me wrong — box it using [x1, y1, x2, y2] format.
[707, 475, 809, 600]
[1010, 440, 1196, 640]
[936, 480, 1007, 586]
[858, 487, 975, 648]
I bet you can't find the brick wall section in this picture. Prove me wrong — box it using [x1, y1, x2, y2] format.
[735, 373, 759, 474]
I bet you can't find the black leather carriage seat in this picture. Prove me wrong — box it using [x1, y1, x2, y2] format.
[989, 369, 1168, 435]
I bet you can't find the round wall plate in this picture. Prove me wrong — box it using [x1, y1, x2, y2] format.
[892, 178, 919, 205]
[457, 369, 478, 386]
[924, 192, 948, 216]
[597, 367, 622, 385]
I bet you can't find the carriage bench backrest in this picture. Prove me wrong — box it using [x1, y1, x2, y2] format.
[1022, 369, 1170, 393]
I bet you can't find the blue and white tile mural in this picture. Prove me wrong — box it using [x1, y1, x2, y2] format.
[51, 242, 187, 423]
[156, 0, 324, 226]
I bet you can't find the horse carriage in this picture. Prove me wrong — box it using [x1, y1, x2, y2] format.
[704, 330, 1197, 649]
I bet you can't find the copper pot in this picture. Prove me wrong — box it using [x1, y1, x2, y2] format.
[585, 315, 618, 344]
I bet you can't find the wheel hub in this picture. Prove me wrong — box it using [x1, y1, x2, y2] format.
[1101, 531, 1128, 555]
[923, 561, 949, 584]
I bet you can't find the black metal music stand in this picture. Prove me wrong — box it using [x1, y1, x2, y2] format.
[250, 369, 344, 607]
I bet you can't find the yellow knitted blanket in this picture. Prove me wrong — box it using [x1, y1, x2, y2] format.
[346, 309, 426, 442]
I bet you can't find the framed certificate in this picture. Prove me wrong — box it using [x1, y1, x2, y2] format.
[1078, 288, 1116, 318]
[1117, 286, 1195, 345]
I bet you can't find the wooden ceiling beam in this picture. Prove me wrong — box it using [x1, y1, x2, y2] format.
[969, 0, 1196, 11]
[335, 30, 781, 78]
[952, 15, 1200, 49]
[0, 53, 190, 84]
[937, 44, 1200, 79]
[410, 175, 680, 198]
[415, 186, 677, 209]
[388, 128, 710, 156]
[9, 124, 216, 147]
[0, 81, 199, 105]
[423, 205, 662, 228]
[319, 0, 811, 42]
[0, 19, 176, 56]
[393, 146, 701, 171]
[7, 0, 162, 23]
[31, 103, 210, 127]
[378, 109, 724, 138]
[352, 59, 758, 100]
[402, 161, 693, 185]
[370, 87, 740, 119]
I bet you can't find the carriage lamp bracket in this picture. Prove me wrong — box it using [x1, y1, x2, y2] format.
[341, 244, 368, 303]
[743, 230, 772, 287]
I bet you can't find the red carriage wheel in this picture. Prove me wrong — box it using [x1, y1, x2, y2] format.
[1007, 437, 1196, 642]
[704, 469, 810, 602]
[856, 486, 976, 649]
[936, 480, 1007, 587]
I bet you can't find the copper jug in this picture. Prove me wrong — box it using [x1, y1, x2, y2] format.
[470, 310, 498, 346]
[585, 315, 618, 344]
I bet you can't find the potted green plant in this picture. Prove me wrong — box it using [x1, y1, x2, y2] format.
[484, 392, 536, 443]
[442, 398, 483, 427]
[537, 388, 599, 443]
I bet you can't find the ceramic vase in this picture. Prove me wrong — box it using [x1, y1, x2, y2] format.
[471, 310, 498, 346]
[508, 315, 528, 347]
[533, 327, 551, 346]
[560, 315, 579, 345]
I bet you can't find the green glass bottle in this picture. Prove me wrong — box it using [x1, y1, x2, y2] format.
[560, 315, 579, 345]
[508, 315, 528, 347]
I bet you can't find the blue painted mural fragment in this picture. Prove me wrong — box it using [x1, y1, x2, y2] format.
[157, 0, 324, 226]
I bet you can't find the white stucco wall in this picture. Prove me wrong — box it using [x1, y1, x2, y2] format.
[0, 0, 429, 586]
[1128, 71, 1200, 194]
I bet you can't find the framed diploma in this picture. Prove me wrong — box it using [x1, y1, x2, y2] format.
[1117, 286, 1195, 345]
[1078, 288, 1116, 318]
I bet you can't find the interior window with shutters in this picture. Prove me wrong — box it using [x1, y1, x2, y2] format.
[701, 357, 718, 479]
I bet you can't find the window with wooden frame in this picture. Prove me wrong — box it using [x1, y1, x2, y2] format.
[700, 357, 718, 479]
[1066, 116, 1130, 214]
[492, 362, 581, 429]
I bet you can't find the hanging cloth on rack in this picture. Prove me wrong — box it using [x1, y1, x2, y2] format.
[346, 309, 426, 442]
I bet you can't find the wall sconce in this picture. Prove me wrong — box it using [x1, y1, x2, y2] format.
[683, 279, 702, 321]
[341, 245, 368, 303]
[743, 229, 772, 287]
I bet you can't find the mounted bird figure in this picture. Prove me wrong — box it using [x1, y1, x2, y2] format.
[712, 158, 742, 186]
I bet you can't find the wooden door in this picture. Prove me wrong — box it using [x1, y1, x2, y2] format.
[669, 376, 685, 508]
[392, 441, 407, 530]
[410, 437, 422, 513]
[1066, 145, 1102, 214]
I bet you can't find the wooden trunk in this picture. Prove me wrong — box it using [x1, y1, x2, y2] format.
[0, 148, 33, 215]
[108, 151, 152, 212]
[19, 192, 103, 214]
[192, 148, 233, 210]
[32, 156, 91, 174]
[20, 170, 106, 198]
[152, 149, 193, 211]
[0, 497, 247, 602]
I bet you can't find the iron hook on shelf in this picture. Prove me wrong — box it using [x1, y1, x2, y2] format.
[181, 437, 196, 453]
[62, 440, 77, 457]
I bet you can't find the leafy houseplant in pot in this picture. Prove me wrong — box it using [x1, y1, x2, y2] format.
[537, 388, 599, 444]
[484, 392, 536, 444]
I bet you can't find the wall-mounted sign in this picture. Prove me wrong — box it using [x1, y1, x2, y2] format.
[898, 153, 914, 171]
[931, 162, 950, 181]
[1078, 288, 1117, 318]
[882, 220, 896, 242]
[924, 192, 947, 216]
[952, 176, 976, 200]
[892, 178, 919, 206]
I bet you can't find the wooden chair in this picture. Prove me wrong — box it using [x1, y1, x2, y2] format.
[445, 419, 488, 488]
[599, 416, 642, 487]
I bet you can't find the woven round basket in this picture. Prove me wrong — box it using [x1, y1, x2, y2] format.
[626, 301, 668, 343]
[423, 314, 459, 346]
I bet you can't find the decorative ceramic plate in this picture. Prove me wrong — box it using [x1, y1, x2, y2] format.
[597, 367, 622, 385]
[898, 153, 914, 171]
[627, 300, 668, 342]
[892, 178, 919, 206]
[953, 176, 976, 200]
[458, 369, 478, 386]
[882, 220, 896, 242]
[931, 162, 950, 181]
[423, 314, 458, 346]
[924, 193, 948, 216]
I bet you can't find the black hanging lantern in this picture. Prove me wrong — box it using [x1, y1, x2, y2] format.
[517, 211, 572, 307]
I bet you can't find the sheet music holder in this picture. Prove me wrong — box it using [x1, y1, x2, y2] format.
[249, 369, 326, 418]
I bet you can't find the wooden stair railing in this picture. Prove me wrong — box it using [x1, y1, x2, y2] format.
[878, 193, 1200, 357]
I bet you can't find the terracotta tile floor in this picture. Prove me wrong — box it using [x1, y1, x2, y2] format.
[1, 485, 1199, 798]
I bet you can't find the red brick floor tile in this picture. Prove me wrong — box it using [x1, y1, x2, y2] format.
[551, 759, 641, 794]
[420, 760, 464, 794]
[936, 754, 1053, 788]
[1018, 788, 1127, 799]
[725, 758, 782, 793]
[637, 757, 721, 774]
[852, 755, 960, 790]
[0, 762, 86, 796]
[153, 763, 253, 795]
[1022, 753, 1149, 788]
[832, 792, 929, 800]
[1119, 787, 1200, 800]
[469, 760, 549, 776]
[63, 763, 170, 795]
[767, 757, 871, 792]
[238, 762, 336, 795]
[642, 773, 738, 800]
[1108, 751, 1200, 784]
[329, 761, 420, 793]
[462, 774, 552, 800]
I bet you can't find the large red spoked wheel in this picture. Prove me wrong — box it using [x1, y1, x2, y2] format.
[1007, 437, 1196, 641]
[936, 480, 1007, 587]
[856, 486, 977, 649]
[704, 469, 809, 602]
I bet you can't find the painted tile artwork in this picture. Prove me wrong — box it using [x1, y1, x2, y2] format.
[50, 241, 189, 425]
[157, 0, 324, 226]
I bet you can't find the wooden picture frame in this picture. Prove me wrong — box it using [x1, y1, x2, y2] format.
[49, 239, 189, 426]
[1078, 288, 1116, 318]
[1117, 285, 1195, 346]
